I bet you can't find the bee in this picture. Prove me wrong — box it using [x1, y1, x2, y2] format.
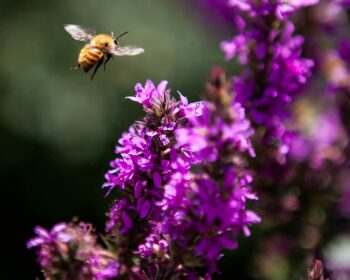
[64, 24, 144, 80]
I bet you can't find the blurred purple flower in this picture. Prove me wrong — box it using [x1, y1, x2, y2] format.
[28, 222, 118, 280]
[290, 99, 347, 168]
[221, 1, 314, 162]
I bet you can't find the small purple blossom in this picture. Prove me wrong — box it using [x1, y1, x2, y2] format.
[126, 80, 168, 109]
[27, 223, 70, 250]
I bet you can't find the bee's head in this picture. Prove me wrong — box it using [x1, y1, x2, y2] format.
[113, 31, 128, 45]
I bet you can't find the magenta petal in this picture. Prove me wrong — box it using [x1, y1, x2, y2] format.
[51, 223, 67, 234]
[242, 226, 251, 237]
[34, 226, 49, 238]
[26, 237, 45, 248]
[245, 210, 261, 223]
[157, 80, 168, 93]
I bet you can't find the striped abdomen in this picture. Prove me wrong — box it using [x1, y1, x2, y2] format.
[78, 44, 103, 72]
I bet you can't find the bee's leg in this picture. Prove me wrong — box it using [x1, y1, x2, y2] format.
[103, 54, 113, 71]
[90, 57, 104, 80]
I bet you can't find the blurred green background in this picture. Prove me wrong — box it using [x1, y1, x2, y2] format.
[0, 0, 239, 278]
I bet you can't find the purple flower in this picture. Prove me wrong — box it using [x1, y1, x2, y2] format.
[27, 223, 70, 250]
[126, 80, 168, 109]
[28, 222, 118, 279]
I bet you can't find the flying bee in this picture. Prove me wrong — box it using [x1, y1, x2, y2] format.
[64, 24, 144, 80]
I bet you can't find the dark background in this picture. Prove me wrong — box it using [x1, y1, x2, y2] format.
[0, 0, 244, 278]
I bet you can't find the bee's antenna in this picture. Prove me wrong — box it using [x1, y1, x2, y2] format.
[115, 31, 128, 43]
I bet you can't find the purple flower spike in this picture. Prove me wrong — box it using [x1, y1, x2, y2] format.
[222, 0, 315, 163]
[104, 80, 204, 198]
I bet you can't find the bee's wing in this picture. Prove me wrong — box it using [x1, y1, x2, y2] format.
[64, 24, 95, 42]
[110, 45, 145, 56]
